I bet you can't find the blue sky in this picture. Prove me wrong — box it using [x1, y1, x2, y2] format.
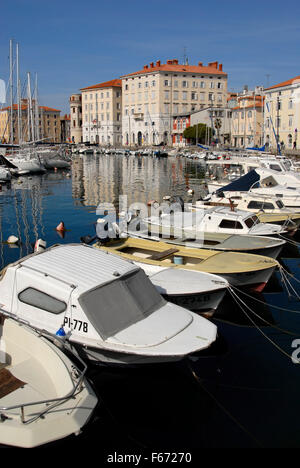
[1, 0, 300, 114]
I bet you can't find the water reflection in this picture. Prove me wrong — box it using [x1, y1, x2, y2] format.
[71, 154, 205, 211]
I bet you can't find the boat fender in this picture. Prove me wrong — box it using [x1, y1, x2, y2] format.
[56, 221, 66, 231]
[7, 235, 19, 244]
[34, 239, 47, 252]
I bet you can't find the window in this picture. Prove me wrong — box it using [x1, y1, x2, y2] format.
[174, 80, 178, 88]
[125, 84, 128, 90]
[18, 288, 67, 314]
[247, 201, 275, 210]
[200, 81, 205, 88]
[145, 81, 149, 88]
[182, 81, 188, 88]
[182, 91, 187, 100]
[152, 80, 156, 87]
[174, 91, 179, 100]
[219, 220, 243, 229]
[164, 90, 170, 100]
[164, 80, 170, 86]
[191, 92, 197, 100]
[289, 115, 293, 127]
[289, 100, 293, 109]
[210, 82, 214, 88]
[244, 216, 260, 228]
[217, 82, 223, 89]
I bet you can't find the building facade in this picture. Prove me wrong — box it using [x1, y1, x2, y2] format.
[70, 94, 82, 144]
[230, 87, 264, 148]
[120, 59, 227, 147]
[80, 79, 122, 146]
[60, 114, 71, 143]
[0, 99, 61, 144]
[264, 76, 300, 151]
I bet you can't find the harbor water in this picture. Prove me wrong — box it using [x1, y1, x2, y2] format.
[1, 153, 300, 452]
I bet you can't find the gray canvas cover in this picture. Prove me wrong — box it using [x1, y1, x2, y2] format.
[78, 269, 166, 339]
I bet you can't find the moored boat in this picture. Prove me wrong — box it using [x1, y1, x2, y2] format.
[0, 314, 98, 448]
[0, 244, 217, 365]
[93, 236, 279, 293]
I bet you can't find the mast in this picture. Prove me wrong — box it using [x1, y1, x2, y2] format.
[27, 72, 35, 142]
[9, 39, 14, 144]
[34, 73, 40, 141]
[16, 42, 22, 144]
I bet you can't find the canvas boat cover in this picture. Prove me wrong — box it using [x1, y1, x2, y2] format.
[215, 169, 260, 194]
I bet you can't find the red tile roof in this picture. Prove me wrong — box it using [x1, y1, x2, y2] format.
[265, 76, 300, 91]
[232, 103, 264, 110]
[80, 79, 122, 91]
[120, 59, 226, 77]
[0, 104, 60, 112]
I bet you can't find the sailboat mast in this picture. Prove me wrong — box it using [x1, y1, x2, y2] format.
[9, 39, 14, 144]
[27, 72, 35, 142]
[34, 73, 40, 142]
[16, 42, 22, 144]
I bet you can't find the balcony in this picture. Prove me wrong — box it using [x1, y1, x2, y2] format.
[133, 112, 144, 120]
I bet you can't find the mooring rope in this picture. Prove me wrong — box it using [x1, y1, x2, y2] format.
[187, 361, 264, 447]
[229, 287, 300, 336]
[278, 266, 300, 301]
[228, 287, 297, 362]
[231, 285, 300, 314]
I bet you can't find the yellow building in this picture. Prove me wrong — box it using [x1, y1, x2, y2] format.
[231, 88, 264, 148]
[120, 59, 228, 146]
[264, 76, 300, 151]
[0, 99, 61, 144]
[80, 79, 122, 146]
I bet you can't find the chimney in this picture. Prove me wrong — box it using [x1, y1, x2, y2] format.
[218, 63, 223, 71]
[208, 61, 218, 69]
[198, 62, 203, 67]
[167, 60, 173, 65]
[144, 65, 149, 70]
[150, 62, 154, 68]
[156, 60, 161, 67]
[173, 59, 178, 65]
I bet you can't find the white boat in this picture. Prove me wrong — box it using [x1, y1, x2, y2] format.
[118, 216, 286, 259]
[0, 166, 11, 182]
[189, 192, 300, 229]
[133, 265, 227, 316]
[0, 244, 217, 365]
[0, 314, 98, 448]
[208, 168, 300, 209]
[144, 206, 288, 237]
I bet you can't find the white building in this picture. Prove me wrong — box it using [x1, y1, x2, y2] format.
[80, 79, 122, 146]
[120, 59, 227, 147]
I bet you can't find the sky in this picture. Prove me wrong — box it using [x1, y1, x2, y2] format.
[1, 0, 300, 114]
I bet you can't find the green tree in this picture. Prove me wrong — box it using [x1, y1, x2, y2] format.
[183, 123, 213, 143]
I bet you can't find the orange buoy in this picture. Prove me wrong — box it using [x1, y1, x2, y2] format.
[56, 221, 66, 232]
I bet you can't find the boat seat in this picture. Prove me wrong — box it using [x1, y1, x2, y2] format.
[150, 248, 179, 261]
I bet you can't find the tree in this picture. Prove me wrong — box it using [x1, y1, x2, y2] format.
[214, 118, 222, 143]
[183, 123, 212, 143]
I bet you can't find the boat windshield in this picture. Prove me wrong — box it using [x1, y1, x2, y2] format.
[245, 215, 260, 228]
[78, 269, 166, 340]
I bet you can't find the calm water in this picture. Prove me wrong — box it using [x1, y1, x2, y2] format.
[1, 154, 300, 452]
